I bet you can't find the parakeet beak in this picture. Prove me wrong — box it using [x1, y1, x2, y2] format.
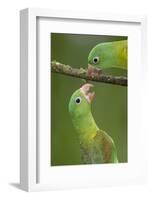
[87, 64, 102, 77]
[80, 83, 95, 103]
[87, 64, 95, 75]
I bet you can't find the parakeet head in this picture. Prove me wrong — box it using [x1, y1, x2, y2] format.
[69, 83, 95, 119]
[88, 40, 127, 69]
[88, 43, 111, 69]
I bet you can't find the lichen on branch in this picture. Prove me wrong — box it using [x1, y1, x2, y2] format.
[51, 61, 127, 86]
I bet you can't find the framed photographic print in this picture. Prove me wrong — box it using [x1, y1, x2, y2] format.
[20, 8, 147, 191]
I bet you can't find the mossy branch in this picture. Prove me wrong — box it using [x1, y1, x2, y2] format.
[51, 61, 127, 86]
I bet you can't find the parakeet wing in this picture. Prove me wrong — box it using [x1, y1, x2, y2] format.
[91, 129, 118, 163]
[80, 129, 118, 164]
[94, 130, 118, 163]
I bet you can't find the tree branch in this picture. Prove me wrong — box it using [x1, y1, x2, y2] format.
[51, 61, 127, 86]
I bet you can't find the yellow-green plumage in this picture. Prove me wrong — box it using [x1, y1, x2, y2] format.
[88, 40, 127, 69]
[68, 84, 118, 164]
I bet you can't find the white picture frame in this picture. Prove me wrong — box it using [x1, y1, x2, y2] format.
[20, 8, 147, 191]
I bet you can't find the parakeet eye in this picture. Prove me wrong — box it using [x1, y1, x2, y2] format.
[93, 56, 99, 64]
[75, 97, 82, 104]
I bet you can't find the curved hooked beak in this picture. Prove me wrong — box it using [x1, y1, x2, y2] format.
[88, 64, 102, 77]
[80, 83, 95, 103]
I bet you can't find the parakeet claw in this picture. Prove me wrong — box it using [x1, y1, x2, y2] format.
[80, 83, 95, 103]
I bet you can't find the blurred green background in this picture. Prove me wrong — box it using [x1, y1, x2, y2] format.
[51, 33, 127, 166]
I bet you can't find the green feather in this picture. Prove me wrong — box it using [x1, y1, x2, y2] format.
[88, 40, 127, 70]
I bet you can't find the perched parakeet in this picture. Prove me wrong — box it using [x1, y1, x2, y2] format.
[88, 40, 127, 74]
[69, 83, 118, 164]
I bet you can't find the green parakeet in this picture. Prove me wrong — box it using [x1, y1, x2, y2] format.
[69, 83, 118, 164]
[88, 40, 127, 74]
